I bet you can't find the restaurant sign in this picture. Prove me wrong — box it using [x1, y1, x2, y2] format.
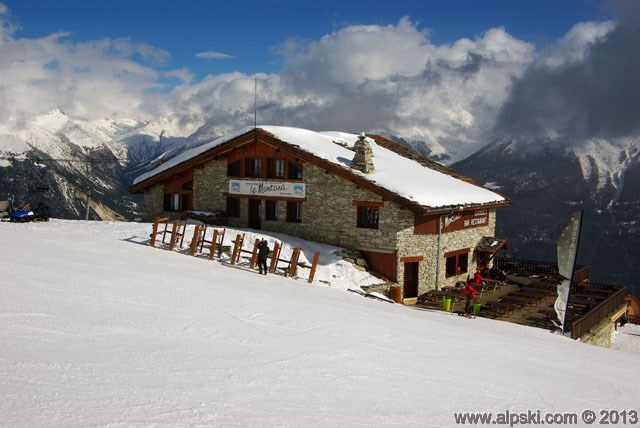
[228, 180, 305, 198]
[443, 209, 489, 232]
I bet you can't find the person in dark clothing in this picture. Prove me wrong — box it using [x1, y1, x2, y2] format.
[257, 239, 269, 274]
[460, 280, 478, 318]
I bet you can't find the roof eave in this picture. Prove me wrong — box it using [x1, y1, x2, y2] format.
[127, 128, 259, 194]
[423, 200, 511, 215]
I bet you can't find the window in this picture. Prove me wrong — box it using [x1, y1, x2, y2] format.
[268, 159, 285, 178]
[226, 197, 240, 217]
[445, 250, 469, 277]
[288, 162, 303, 179]
[265, 200, 278, 220]
[163, 193, 180, 212]
[228, 160, 241, 177]
[357, 206, 379, 229]
[245, 158, 262, 178]
[286, 201, 302, 222]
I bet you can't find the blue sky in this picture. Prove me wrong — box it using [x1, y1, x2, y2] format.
[4, 0, 610, 79]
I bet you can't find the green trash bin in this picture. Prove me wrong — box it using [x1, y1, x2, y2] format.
[442, 297, 452, 312]
[473, 303, 482, 316]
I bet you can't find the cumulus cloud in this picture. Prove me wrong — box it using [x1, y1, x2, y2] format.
[0, 10, 535, 160]
[144, 18, 534, 160]
[274, 20, 533, 157]
[494, 0, 640, 141]
[0, 9, 174, 128]
[2, 1, 637, 162]
[196, 51, 234, 60]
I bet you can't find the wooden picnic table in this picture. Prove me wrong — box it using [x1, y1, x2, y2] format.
[512, 290, 549, 305]
[567, 295, 601, 307]
[483, 301, 518, 318]
[498, 295, 529, 310]
[431, 289, 463, 299]
[571, 287, 613, 297]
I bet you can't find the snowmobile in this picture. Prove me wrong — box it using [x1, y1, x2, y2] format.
[8, 204, 35, 222]
[1, 193, 50, 222]
[9, 202, 50, 222]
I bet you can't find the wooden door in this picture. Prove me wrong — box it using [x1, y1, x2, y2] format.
[248, 199, 261, 229]
[403, 261, 419, 298]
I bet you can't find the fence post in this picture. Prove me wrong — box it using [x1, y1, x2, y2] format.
[177, 221, 186, 248]
[150, 217, 161, 247]
[161, 221, 170, 245]
[208, 229, 219, 260]
[249, 239, 260, 269]
[197, 225, 208, 253]
[289, 247, 301, 277]
[168, 222, 181, 251]
[231, 233, 244, 265]
[218, 229, 226, 259]
[188, 225, 201, 256]
[308, 252, 320, 283]
[269, 242, 280, 273]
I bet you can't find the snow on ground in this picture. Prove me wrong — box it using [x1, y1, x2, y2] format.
[1, 220, 639, 427]
[612, 323, 640, 356]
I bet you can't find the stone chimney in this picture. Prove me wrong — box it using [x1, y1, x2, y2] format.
[351, 133, 374, 173]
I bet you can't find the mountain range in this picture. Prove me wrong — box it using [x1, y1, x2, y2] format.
[453, 136, 640, 295]
[1, 109, 638, 295]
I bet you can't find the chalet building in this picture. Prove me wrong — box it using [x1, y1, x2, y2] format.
[129, 126, 510, 302]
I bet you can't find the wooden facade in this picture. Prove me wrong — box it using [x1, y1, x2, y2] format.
[361, 250, 397, 281]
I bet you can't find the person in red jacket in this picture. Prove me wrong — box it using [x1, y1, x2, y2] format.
[460, 280, 477, 318]
[472, 269, 484, 285]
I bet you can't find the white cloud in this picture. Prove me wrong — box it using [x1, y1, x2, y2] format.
[0, 2, 19, 44]
[196, 51, 234, 60]
[0, 15, 170, 126]
[272, 21, 534, 158]
[541, 21, 615, 67]
[2, 4, 635, 162]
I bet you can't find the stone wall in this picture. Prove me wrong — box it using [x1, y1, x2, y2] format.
[143, 185, 164, 221]
[256, 163, 412, 251]
[396, 209, 497, 295]
[193, 160, 228, 213]
[581, 319, 615, 348]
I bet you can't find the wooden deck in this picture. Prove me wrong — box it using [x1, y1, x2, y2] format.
[413, 251, 631, 340]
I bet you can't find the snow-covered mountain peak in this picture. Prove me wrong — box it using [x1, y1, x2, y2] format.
[29, 108, 70, 132]
[573, 136, 640, 190]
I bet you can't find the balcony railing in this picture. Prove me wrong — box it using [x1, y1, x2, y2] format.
[569, 285, 627, 340]
[494, 256, 589, 283]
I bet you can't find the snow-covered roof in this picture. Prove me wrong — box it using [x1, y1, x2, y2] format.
[133, 125, 506, 209]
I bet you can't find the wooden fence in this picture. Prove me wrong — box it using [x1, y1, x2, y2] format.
[569, 284, 627, 340]
[148, 220, 322, 284]
[229, 233, 320, 283]
[149, 217, 186, 250]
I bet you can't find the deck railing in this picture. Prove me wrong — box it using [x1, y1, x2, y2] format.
[569, 285, 627, 340]
[494, 256, 589, 282]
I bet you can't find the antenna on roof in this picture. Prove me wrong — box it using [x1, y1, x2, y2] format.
[254, 76, 257, 129]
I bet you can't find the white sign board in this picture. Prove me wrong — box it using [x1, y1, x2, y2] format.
[228, 180, 306, 198]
